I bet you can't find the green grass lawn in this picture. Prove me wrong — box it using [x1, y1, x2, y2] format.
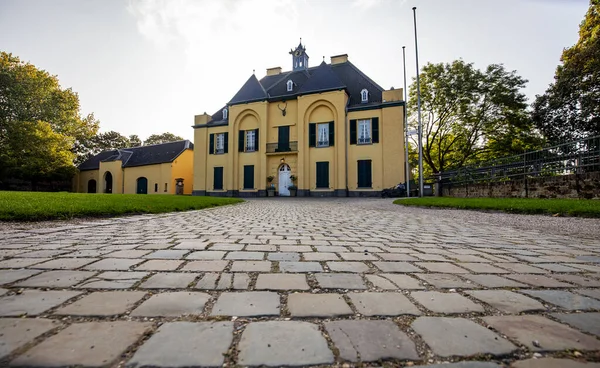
[0, 191, 243, 221]
[394, 197, 600, 218]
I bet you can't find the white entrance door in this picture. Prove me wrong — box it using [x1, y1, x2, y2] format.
[279, 164, 291, 196]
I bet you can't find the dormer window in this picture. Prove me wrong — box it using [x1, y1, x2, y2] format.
[222, 107, 228, 120]
[361, 89, 369, 103]
[286, 80, 293, 92]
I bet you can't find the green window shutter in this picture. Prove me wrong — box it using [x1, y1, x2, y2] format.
[349, 120, 357, 145]
[357, 160, 372, 188]
[238, 130, 245, 152]
[223, 132, 229, 153]
[243, 165, 254, 189]
[372, 117, 379, 143]
[213, 167, 223, 190]
[209, 134, 214, 154]
[309, 123, 316, 147]
[316, 162, 329, 188]
[255, 129, 259, 151]
[329, 121, 335, 146]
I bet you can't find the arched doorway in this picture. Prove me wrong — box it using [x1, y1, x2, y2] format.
[87, 179, 97, 193]
[104, 172, 113, 193]
[136, 177, 148, 194]
[278, 164, 291, 196]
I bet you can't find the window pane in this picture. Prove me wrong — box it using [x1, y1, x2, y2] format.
[317, 124, 329, 147]
[358, 120, 371, 144]
[246, 130, 255, 151]
[216, 133, 224, 152]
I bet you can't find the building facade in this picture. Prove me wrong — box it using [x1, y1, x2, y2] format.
[192, 42, 405, 197]
[74, 140, 194, 195]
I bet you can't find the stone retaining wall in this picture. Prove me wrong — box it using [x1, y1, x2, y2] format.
[442, 172, 600, 199]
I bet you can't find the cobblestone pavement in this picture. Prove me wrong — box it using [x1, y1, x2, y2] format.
[1, 198, 600, 367]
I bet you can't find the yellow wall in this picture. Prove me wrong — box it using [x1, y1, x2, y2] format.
[193, 86, 405, 195]
[99, 161, 123, 194]
[75, 170, 99, 193]
[171, 149, 194, 194]
[122, 163, 171, 194]
[75, 148, 194, 195]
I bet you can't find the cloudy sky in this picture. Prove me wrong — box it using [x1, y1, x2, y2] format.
[0, 0, 589, 142]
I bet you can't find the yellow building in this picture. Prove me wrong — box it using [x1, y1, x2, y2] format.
[193, 42, 405, 197]
[74, 140, 194, 195]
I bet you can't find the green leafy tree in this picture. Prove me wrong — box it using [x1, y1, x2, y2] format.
[128, 134, 142, 147]
[90, 131, 130, 153]
[144, 132, 184, 145]
[407, 60, 541, 176]
[0, 52, 99, 180]
[533, 0, 600, 143]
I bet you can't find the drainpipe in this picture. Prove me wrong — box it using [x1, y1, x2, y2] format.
[121, 167, 125, 194]
[344, 96, 351, 197]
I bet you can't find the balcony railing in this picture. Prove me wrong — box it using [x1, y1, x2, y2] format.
[358, 137, 372, 145]
[266, 141, 298, 153]
[317, 140, 330, 147]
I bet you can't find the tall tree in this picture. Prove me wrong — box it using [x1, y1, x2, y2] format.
[90, 131, 131, 153]
[128, 134, 142, 147]
[0, 52, 99, 180]
[144, 132, 184, 145]
[533, 0, 600, 143]
[408, 60, 540, 176]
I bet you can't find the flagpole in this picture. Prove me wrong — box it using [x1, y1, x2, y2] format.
[402, 46, 410, 198]
[413, 6, 424, 197]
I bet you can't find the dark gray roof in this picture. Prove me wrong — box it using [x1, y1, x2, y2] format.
[78, 140, 193, 171]
[206, 59, 387, 125]
[298, 61, 346, 95]
[229, 74, 268, 105]
[234, 60, 383, 106]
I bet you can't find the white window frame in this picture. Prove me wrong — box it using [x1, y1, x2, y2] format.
[358, 119, 372, 145]
[361, 89, 369, 103]
[246, 130, 256, 152]
[286, 80, 293, 92]
[317, 123, 329, 147]
[222, 107, 228, 119]
[216, 133, 225, 154]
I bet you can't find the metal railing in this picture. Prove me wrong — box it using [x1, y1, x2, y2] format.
[266, 141, 298, 153]
[438, 135, 600, 185]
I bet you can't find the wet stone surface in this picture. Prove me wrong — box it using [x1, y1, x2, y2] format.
[1, 198, 600, 366]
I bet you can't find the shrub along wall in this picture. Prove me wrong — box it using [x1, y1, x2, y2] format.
[442, 172, 600, 199]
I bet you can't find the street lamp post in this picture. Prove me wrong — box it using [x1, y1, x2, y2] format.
[412, 6, 424, 197]
[402, 46, 410, 198]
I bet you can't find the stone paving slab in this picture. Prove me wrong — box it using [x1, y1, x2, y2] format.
[0, 318, 60, 360]
[551, 312, 600, 337]
[521, 290, 600, 310]
[0, 269, 41, 285]
[411, 291, 485, 314]
[483, 315, 600, 351]
[139, 272, 197, 289]
[10, 321, 151, 367]
[211, 292, 280, 317]
[3, 198, 600, 366]
[127, 322, 233, 367]
[255, 273, 310, 290]
[0, 290, 82, 316]
[412, 317, 517, 357]
[76, 271, 148, 289]
[54, 291, 146, 316]
[288, 293, 353, 317]
[238, 321, 334, 366]
[511, 358, 600, 368]
[315, 273, 367, 289]
[13, 270, 96, 288]
[348, 292, 421, 316]
[325, 320, 419, 362]
[466, 290, 546, 313]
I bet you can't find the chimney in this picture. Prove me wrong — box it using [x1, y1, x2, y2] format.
[330, 54, 348, 65]
[266, 67, 282, 76]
